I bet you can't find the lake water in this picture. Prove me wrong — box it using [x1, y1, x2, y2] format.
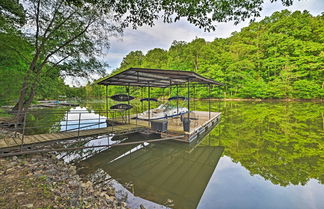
[26, 101, 324, 209]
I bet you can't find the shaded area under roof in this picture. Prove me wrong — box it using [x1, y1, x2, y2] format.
[97, 68, 223, 87]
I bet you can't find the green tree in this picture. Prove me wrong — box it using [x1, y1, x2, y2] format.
[103, 10, 323, 100]
[2, 0, 298, 118]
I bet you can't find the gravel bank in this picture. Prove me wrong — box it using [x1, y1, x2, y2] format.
[0, 153, 128, 209]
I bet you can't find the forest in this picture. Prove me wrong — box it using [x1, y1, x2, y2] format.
[0, 32, 85, 105]
[1, 9, 323, 107]
[87, 10, 324, 99]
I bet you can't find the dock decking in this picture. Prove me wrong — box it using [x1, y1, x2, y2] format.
[0, 111, 221, 153]
[0, 124, 146, 151]
[113, 111, 221, 143]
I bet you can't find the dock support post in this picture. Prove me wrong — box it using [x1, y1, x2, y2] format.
[193, 84, 196, 111]
[187, 78, 190, 132]
[98, 111, 100, 128]
[65, 110, 68, 131]
[78, 112, 81, 139]
[127, 83, 130, 124]
[141, 87, 144, 113]
[208, 84, 211, 119]
[176, 85, 179, 114]
[148, 82, 151, 127]
[105, 85, 109, 120]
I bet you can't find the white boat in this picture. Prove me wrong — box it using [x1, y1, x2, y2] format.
[137, 103, 188, 120]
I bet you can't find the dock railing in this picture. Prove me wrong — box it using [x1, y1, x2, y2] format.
[2, 108, 138, 149]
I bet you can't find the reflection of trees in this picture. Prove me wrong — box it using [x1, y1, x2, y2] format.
[25, 107, 70, 135]
[201, 101, 323, 186]
[83, 100, 324, 186]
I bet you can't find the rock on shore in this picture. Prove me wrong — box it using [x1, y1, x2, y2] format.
[0, 153, 128, 209]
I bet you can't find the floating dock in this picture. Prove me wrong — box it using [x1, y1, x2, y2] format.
[0, 111, 220, 154]
[113, 111, 221, 143]
[0, 124, 147, 153]
[1, 68, 223, 155]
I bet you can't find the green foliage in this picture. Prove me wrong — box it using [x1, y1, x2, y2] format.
[105, 0, 295, 31]
[292, 80, 323, 99]
[199, 101, 324, 186]
[92, 10, 323, 99]
[0, 0, 25, 30]
[0, 30, 86, 105]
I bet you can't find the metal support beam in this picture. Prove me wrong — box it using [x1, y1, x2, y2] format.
[208, 84, 211, 119]
[187, 78, 190, 132]
[141, 87, 144, 112]
[148, 82, 151, 126]
[105, 85, 109, 119]
[194, 84, 196, 111]
[127, 83, 130, 124]
[176, 85, 179, 114]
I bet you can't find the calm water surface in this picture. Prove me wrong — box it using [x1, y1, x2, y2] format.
[27, 101, 324, 209]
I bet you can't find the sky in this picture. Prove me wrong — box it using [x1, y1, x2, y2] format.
[67, 0, 324, 86]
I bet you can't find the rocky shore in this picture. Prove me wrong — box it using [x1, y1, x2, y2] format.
[0, 153, 128, 209]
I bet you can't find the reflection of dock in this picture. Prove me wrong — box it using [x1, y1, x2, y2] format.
[79, 140, 224, 209]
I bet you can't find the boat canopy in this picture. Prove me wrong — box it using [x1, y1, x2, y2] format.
[97, 68, 223, 87]
[168, 96, 187, 101]
[110, 94, 135, 102]
[140, 98, 158, 102]
[110, 104, 133, 110]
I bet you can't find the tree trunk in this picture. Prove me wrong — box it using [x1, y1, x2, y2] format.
[12, 68, 39, 124]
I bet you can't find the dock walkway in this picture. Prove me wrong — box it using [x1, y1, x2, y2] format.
[0, 124, 146, 151]
[0, 111, 221, 155]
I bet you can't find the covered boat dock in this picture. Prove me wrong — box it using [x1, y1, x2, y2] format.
[98, 68, 223, 143]
[0, 68, 223, 156]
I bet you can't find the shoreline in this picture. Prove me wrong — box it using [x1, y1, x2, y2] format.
[0, 153, 129, 209]
[199, 98, 323, 102]
[84, 97, 323, 102]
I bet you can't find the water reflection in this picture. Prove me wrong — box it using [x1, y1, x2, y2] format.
[25, 107, 107, 135]
[24, 101, 323, 208]
[202, 101, 323, 187]
[78, 135, 224, 209]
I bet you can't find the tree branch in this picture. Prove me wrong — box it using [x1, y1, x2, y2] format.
[48, 54, 71, 69]
[44, 9, 77, 42]
[35, 0, 41, 48]
[40, 19, 94, 67]
[42, 0, 63, 39]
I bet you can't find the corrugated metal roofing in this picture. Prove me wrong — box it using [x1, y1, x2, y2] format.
[97, 68, 223, 87]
